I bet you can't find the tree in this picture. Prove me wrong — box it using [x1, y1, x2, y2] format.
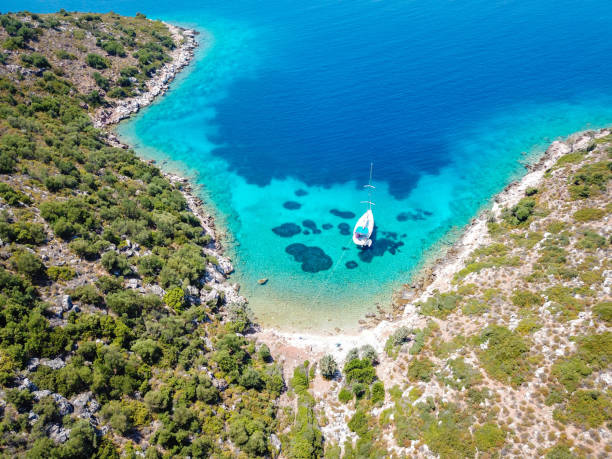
[11, 251, 46, 280]
[319, 354, 337, 380]
[163, 287, 185, 312]
[101, 251, 131, 275]
[132, 339, 162, 364]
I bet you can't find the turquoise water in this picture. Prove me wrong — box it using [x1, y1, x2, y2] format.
[16, 0, 612, 331]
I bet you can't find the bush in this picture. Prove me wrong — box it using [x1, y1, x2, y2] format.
[343, 358, 376, 385]
[347, 410, 368, 436]
[20, 53, 51, 69]
[101, 251, 131, 275]
[504, 197, 536, 225]
[106, 290, 141, 318]
[93, 72, 109, 90]
[573, 207, 605, 222]
[70, 284, 103, 306]
[511, 290, 544, 308]
[417, 293, 461, 318]
[338, 387, 352, 403]
[163, 287, 185, 312]
[551, 357, 591, 392]
[477, 325, 532, 387]
[11, 251, 46, 280]
[132, 339, 162, 364]
[564, 390, 612, 428]
[360, 344, 378, 365]
[407, 357, 434, 382]
[371, 381, 385, 404]
[593, 302, 612, 323]
[319, 354, 337, 379]
[473, 422, 505, 451]
[86, 53, 108, 69]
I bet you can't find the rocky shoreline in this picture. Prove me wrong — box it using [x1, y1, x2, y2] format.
[95, 22, 247, 307]
[93, 23, 198, 128]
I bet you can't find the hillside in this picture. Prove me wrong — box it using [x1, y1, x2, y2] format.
[0, 11, 285, 458]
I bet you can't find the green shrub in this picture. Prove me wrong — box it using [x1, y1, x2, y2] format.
[86, 53, 108, 69]
[417, 292, 461, 318]
[564, 390, 612, 428]
[258, 343, 271, 362]
[347, 410, 368, 436]
[573, 207, 605, 222]
[371, 381, 385, 404]
[407, 357, 434, 382]
[343, 358, 376, 385]
[11, 251, 46, 280]
[477, 325, 532, 387]
[511, 290, 544, 308]
[20, 53, 50, 68]
[473, 422, 505, 452]
[163, 286, 185, 312]
[70, 284, 103, 306]
[319, 354, 337, 380]
[101, 251, 131, 275]
[338, 387, 352, 403]
[504, 197, 536, 226]
[106, 290, 141, 318]
[545, 444, 580, 459]
[100, 40, 126, 56]
[93, 72, 109, 90]
[551, 357, 591, 392]
[593, 302, 612, 323]
[576, 230, 606, 250]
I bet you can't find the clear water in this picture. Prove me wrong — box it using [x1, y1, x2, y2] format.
[16, 0, 612, 332]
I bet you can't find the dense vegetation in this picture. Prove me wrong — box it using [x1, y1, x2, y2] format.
[0, 11, 285, 458]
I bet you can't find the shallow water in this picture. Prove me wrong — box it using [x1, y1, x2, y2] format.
[17, 0, 612, 332]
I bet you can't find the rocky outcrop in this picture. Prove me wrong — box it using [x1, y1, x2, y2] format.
[93, 25, 198, 128]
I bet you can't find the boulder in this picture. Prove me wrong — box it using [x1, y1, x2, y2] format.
[48, 424, 70, 443]
[126, 278, 141, 289]
[41, 358, 66, 370]
[32, 390, 52, 401]
[51, 393, 73, 416]
[61, 295, 73, 312]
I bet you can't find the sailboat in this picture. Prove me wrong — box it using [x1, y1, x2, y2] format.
[352, 163, 375, 248]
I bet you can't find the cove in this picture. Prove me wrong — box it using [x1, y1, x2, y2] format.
[18, 0, 612, 332]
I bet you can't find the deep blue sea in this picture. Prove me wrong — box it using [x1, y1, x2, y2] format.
[13, 0, 612, 331]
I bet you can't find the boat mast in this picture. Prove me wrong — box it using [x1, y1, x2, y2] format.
[362, 162, 375, 210]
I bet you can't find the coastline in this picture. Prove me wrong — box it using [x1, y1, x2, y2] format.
[98, 18, 607, 371]
[96, 21, 247, 306]
[253, 127, 610, 367]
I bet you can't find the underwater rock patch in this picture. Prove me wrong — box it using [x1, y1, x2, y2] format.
[338, 222, 350, 236]
[285, 243, 333, 273]
[396, 208, 433, 222]
[322, 223, 333, 230]
[302, 219, 321, 234]
[358, 238, 404, 263]
[295, 189, 308, 197]
[283, 201, 302, 210]
[330, 209, 355, 219]
[272, 223, 301, 237]
[345, 260, 358, 269]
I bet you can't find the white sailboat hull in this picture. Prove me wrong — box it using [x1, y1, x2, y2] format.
[352, 209, 374, 247]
